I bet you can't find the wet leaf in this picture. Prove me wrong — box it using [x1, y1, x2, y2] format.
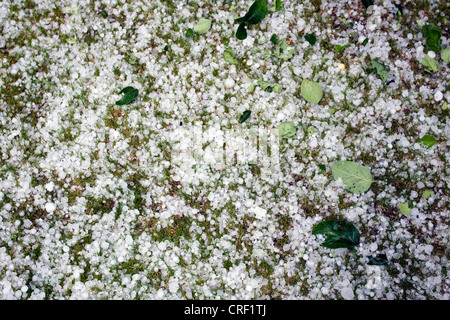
[313, 219, 360, 249]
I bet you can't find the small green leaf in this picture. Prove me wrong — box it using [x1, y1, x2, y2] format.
[362, 38, 369, 46]
[420, 55, 440, 73]
[185, 28, 194, 38]
[223, 48, 239, 65]
[318, 164, 326, 171]
[193, 19, 211, 35]
[399, 202, 411, 217]
[270, 33, 278, 43]
[236, 22, 247, 40]
[248, 84, 256, 93]
[127, 52, 137, 65]
[238, 110, 252, 123]
[301, 79, 323, 104]
[442, 102, 448, 110]
[235, 0, 268, 25]
[335, 44, 351, 53]
[257, 78, 283, 93]
[422, 189, 434, 199]
[441, 46, 450, 63]
[307, 127, 317, 134]
[332, 161, 373, 194]
[101, 10, 108, 18]
[304, 33, 317, 45]
[370, 60, 389, 82]
[116, 86, 139, 105]
[313, 219, 360, 249]
[417, 134, 437, 148]
[276, 122, 296, 139]
[422, 24, 442, 53]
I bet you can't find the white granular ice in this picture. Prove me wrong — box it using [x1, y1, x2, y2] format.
[340, 287, 355, 300]
[45, 202, 56, 212]
[434, 91, 443, 102]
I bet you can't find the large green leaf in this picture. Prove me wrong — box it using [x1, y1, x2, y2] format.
[332, 161, 373, 193]
[301, 79, 323, 104]
[235, 0, 268, 25]
[313, 219, 360, 249]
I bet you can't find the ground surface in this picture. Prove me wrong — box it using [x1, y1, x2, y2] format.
[0, 0, 448, 299]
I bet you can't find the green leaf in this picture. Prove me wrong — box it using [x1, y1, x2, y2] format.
[185, 28, 194, 38]
[332, 161, 373, 194]
[193, 19, 211, 34]
[276, 122, 296, 139]
[420, 55, 440, 73]
[223, 48, 239, 65]
[238, 110, 252, 123]
[236, 22, 247, 40]
[318, 164, 326, 171]
[235, 0, 268, 25]
[442, 102, 448, 110]
[422, 24, 442, 53]
[422, 189, 434, 199]
[441, 46, 450, 63]
[274, 40, 295, 61]
[257, 78, 283, 93]
[368, 254, 388, 266]
[116, 86, 139, 105]
[101, 10, 108, 18]
[301, 79, 323, 104]
[270, 33, 278, 43]
[335, 44, 351, 53]
[417, 134, 437, 148]
[370, 60, 389, 82]
[127, 52, 137, 65]
[304, 33, 317, 45]
[313, 219, 360, 249]
[362, 38, 369, 46]
[398, 202, 411, 217]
